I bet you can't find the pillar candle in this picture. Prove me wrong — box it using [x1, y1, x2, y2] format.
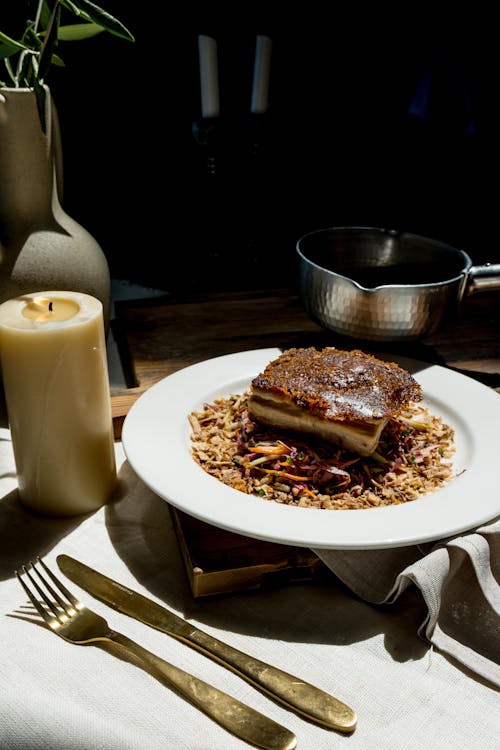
[198, 35, 220, 118]
[0, 291, 116, 516]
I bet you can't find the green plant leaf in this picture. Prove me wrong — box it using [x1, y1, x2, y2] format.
[0, 31, 29, 58]
[4, 56, 19, 85]
[57, 22, 105, 41]
[0, 46, 16, 61]
[48, 52, 66, 67]
[38, 2, 61, 82]
[61, 0, 134, 41]
[37, 1, 55, 32]
[0, 0, 133, 130]
[33, 76, 47, 132]
[23, 24, 42, 50]
[16, 50, 36, 88]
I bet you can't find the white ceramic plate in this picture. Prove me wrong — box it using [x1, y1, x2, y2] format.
[122, 348, 500, 549]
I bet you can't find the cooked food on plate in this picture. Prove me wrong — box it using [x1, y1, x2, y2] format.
[189, 347, 456, 510]
[248, 347, 422, 455]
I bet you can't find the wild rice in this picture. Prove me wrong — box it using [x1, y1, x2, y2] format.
[189, 391, 456, 510]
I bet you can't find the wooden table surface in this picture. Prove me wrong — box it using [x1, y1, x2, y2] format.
[110, 286, 500, 434]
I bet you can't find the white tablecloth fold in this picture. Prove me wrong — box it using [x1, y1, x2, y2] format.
[315, 517, 500, 688]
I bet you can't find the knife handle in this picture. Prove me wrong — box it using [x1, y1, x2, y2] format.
[180, 628, 356, 732]
[107, 630, 297, 750]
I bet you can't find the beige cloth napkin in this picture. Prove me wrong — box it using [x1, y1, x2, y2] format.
[314, 517, 500, 688]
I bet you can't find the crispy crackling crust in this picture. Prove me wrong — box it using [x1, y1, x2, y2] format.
[250, 347, 422, 422]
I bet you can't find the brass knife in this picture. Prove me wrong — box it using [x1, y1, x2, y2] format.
[57, 554, 356, 733]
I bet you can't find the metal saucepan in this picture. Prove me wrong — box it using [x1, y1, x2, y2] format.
[296, 226, 500, 341]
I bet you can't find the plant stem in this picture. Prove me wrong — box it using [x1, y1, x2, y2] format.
[34, 0, 44, 34]
[38, 1, 62, 83]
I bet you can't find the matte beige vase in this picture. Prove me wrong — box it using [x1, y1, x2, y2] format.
[0, 86, 111, 328]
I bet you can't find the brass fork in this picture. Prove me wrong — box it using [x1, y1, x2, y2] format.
[16, 558, 297, 750]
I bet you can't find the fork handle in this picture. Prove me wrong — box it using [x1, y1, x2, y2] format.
[107, 630, 296, 750]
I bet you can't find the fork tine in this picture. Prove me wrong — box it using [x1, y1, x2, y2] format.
[15, 566, 56, 626]
[34, 557, 80, 613]
[17, 558, 77, 627]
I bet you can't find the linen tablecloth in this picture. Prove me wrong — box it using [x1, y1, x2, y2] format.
[1, 429, 499, 750]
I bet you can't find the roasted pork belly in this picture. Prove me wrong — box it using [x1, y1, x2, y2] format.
[248, 348, 422, 455]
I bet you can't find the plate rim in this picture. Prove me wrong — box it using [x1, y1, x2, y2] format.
[122, 347, 500, 550]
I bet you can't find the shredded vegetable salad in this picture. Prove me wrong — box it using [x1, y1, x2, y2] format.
[189, 391, 456, 510]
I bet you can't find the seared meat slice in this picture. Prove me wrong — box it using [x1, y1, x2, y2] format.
[248, 348, 422, 455]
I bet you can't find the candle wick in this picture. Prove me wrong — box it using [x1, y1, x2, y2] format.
[49, 302, 53, 312]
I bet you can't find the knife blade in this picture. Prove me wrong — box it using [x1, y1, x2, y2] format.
[57, 554, 356, 733]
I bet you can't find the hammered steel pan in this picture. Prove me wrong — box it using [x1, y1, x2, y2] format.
[297, 227, 500, 341]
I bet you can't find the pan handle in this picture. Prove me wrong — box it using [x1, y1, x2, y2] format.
[467, 263, 500, 295]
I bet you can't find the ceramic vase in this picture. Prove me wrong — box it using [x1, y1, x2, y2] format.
[0, 86, 111, 328]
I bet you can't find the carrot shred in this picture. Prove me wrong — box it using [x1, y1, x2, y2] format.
[243, 464, 311, 482]
[251, 443, 289, 455]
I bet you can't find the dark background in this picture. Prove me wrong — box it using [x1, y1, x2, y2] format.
[3, 4, 497, 293]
